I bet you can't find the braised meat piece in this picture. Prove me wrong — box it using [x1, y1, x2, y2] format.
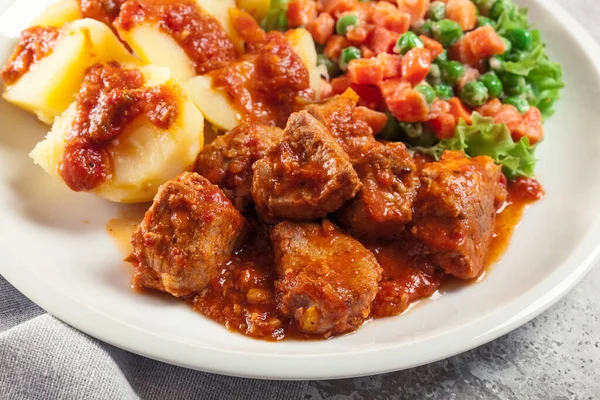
[337, 141, 420, 239]
[195, 123, 283, 210]
[367, 240, 446, 318]
[251, 110, 360, 222]
[271, 220, 382, 336]
[306, 95, 375, 163]
[130, 172, 246, 297]
[411, 151, 507, 279]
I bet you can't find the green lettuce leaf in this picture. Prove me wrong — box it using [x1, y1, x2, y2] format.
[413, 113, 536, 180]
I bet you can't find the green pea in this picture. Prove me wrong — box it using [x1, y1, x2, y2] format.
[479, 72, 503, 98]
[394, 31, 424, 55]
[433, 83, 454, 100]
[336, 13, 360, 36]
[503, 73, 527, 96]
[460, 81, 489, 107]
[428, 63, 442, 85]
[441, 61, 465, 85]
[339, 46, 361, 71]
[399, 122, 424, 139]
[432, 19, 463, 47]
[434, 50, 448, 64]
[477, 16, 496, 28]
[428, 1, 446, 21]
[503, 96, 530, 113]
[504, 51, 526, 62]
[415, 83, 436, 104]
[317, 54, 340, 79]
[489, 0, 515, 20]
[505, 28, 533, 51]
[379, 113, 401, 141]
[419, 20, 434, 37]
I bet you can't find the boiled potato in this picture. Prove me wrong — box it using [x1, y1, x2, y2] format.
[116, 0, 242, 83]
[285, 28, 322, 97]
[2, 18, 132, 125]
[30, 63, 205, 203]
[184, 27, 321, 131]
[183, 73, 240, 132]
[30, 0, 82, 27]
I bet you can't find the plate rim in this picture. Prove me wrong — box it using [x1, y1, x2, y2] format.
[1, 0, 600, 380]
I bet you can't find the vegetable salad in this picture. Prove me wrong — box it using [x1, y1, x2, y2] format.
[259, 0, 564, 179]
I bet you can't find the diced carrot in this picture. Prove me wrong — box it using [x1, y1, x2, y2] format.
[449, 35, 477, 65]
[379, 77, 410, 98]
[476, 98, 503, 116]
[420, 36, 444, 59]
[397, 0, 430, 24]
[356, 1, 376, 21]
[401, 47, 431, 85]
[427, 113, 457, 139]
[371, 1, 397, 25]
[348, 58, 384, 85]
[360, 45, 376, 59]
[385, 85, 430, 123]
[456, 65, 480, 92]
[425, 98, 451, 120]
[445, 0, 477, 31]
[230, 8, 266, 44]
[352, 83, 384, 109]
[451, 25, 506, 65]
[346, 24, 370, 43]
[468, 25, 506, 60]
[306, 12, 335, 44]
[384, 12, 411, 34]
[286, 0, 318, 28]
[331, 74, 351, 95]
[448, 97, 472, 124]
[356, 106, 388, 134]
[321, 0, 357, 17]
[320, 79, 333, 99]
[494, 104, 523, 132]
[512, 107, 543, 145]
[366, 27, 399, 54]
[377, 53, 403, 79]
[324, 35, 350, 60]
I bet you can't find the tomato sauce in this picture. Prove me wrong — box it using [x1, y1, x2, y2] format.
[116, 0, 237, 75]
[0, 26, 60, 85]
[210, 31, 312, 127]
[60, 61, 179, 192]
[78, 0, 127, 25]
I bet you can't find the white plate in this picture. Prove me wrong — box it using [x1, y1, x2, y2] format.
[1, 0, 599, 380]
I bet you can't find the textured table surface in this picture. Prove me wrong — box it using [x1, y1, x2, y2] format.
[2, 1, 600, 399]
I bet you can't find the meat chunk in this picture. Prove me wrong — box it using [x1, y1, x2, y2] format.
[411, 151, 507, 279]
[306, 95, 375, 163]
[130, 172, 246, 297]
[271, 220, 382, 336]
[337, 141, 421, 239]
[251, 110, 361, 222]
[195, 123, 283, 210]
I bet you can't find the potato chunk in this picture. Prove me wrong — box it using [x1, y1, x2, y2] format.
[1, 18, 131, 124]
[30, 62, 205, 203]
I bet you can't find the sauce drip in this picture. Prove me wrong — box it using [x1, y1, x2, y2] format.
[115, 0, 237, 75]
[1, 26, 60, 85]
[60, 61, 179, 192]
